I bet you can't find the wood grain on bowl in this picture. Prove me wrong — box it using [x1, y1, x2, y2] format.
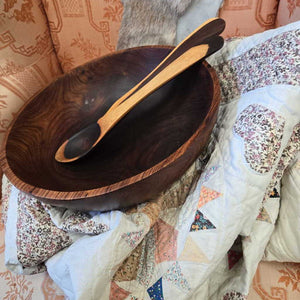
[0, 46, 220, 211]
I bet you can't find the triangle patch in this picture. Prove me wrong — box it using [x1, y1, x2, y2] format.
[256, 207, 272, 223]
[163, 261, 191, 292]
[198, 186, 221, 209]
[147, 277, 164, 300]
[227, 250, 243, 270]
[178, 236, 209, 263]
[154, 219, 178, 264]
[190, 210, 216, 231]
[121, 230, 144, 248]
[109, 281, 130, 300]
[269, 187, 280, 198]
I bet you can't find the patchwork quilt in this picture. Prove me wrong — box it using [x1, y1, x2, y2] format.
[1, 21, 300, 300]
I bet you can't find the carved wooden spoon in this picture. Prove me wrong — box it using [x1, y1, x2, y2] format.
[55, 18, 225, 163]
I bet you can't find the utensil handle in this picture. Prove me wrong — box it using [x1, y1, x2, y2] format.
[109, 17, 225, 112]
[98, 44, 209, 133]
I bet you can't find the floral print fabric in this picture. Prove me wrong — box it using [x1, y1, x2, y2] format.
[16, 193, 72, 271]
[215, 29, 300, 103]
[233, 104, 285, 174]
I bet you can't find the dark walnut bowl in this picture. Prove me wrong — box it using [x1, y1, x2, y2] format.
[0, 46, 220, 212]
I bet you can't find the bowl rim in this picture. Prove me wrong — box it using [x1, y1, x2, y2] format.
[0, 46, 220, 201]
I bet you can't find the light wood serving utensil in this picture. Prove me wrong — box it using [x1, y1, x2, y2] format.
[55, 18, 225, 163]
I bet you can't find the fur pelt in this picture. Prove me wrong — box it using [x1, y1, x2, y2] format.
[117, 0, 193, 50]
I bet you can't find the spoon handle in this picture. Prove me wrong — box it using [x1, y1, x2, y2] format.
[109, 17, 225, 112]
[99, 36, 223, 135]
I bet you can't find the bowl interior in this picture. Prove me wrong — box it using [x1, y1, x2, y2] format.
[4, 46, 214, 193]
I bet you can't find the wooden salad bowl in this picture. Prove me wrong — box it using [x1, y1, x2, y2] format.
[0, 46, 221, 211]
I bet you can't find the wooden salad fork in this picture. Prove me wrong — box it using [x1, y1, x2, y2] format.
[55, 18, 225, 163]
